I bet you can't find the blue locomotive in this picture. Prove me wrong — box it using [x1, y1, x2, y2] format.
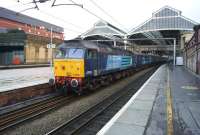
[52, 40, 164, 95]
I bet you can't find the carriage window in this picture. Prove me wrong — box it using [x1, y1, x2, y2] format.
[87, 50, 97, 59]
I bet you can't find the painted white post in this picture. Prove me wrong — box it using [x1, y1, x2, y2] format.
[50, 27, 54, 79]
[124, 36, 127, 50]
[114, 40, 116, 47]
[173, 39, 176, 66]
[51, 27, 53, 45]
[124, 42, 127, 50]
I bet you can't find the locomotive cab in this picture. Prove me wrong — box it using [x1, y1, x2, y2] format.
[85, 49, 98, 76]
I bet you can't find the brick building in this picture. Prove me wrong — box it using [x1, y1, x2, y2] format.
[0, 7, 64, 65]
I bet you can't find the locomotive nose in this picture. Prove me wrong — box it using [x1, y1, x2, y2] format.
[54, 59, 85, 78]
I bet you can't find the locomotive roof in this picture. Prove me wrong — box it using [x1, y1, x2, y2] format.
[58, 40, 132, 55]
[60, 40, 101, 50]
[58, 40, 163, 58]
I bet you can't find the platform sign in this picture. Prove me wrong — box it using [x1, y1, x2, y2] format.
[176, 57, 183, 66]
[47, 44, 56, 49]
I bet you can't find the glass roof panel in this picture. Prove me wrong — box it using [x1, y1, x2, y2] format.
[154, 8, 179, 17]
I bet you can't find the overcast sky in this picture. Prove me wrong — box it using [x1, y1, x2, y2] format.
[1, 0, 200, 39]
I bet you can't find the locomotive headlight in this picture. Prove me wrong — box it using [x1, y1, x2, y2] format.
[71, 79, 78, 87]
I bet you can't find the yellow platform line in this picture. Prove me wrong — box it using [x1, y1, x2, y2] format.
[166, 67, 174, 135]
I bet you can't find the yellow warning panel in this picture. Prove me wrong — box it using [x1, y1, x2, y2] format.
[54, 59, 84, 78]
[166, 68, 173, 135]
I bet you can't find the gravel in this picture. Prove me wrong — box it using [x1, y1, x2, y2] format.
[2, 67, 154, 135]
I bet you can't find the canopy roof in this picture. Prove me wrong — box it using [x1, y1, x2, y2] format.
[129, 6, 197, 35]
[128, 6, 198, 46]
[81, 20, 126, 40]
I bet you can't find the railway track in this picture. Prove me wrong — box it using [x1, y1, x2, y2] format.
[0, 94, 75, 132]
[46, 67, 157, 135]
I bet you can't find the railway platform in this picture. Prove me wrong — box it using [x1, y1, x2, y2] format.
[0, 67, 52, 92]
[0, 67, 54, 107]
[0, 64, 49, 70]
[98, 64, 200, 135]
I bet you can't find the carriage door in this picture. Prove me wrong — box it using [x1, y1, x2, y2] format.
[87, 49, 98, 76]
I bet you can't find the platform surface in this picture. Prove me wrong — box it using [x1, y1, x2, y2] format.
[0, 64, 49, 70]
[170, 66, 200, 135]
[0, 67, 52, 92]
[98, 65, 200, 135]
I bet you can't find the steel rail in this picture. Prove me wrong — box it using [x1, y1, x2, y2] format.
[0, 95, 74, 132]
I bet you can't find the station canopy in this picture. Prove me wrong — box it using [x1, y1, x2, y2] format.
[81, 20, 126, 41]
[128, 6, 198, 45]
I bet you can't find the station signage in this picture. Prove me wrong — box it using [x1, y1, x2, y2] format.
[47, 44, 56, 49]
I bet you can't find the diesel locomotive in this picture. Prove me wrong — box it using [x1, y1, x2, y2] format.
[51, 40, 164, 95]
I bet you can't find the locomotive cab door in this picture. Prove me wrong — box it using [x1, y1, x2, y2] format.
[86, 49, 98, 76]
